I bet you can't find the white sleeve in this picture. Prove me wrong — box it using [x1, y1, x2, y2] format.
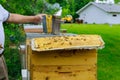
[0, 4, 10, 22]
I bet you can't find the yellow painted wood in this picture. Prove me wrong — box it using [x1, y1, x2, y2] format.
[32, 70, 96, 80]
[46, 15, 52, 33]
[31, 49, 97, 65]
[31, 65, 96, 72]
[30, 49, 97, 80]
[26, 45, 31, 70]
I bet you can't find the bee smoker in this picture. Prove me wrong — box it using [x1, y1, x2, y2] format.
[43, 15, 61, 35]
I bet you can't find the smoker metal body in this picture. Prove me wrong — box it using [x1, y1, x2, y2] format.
[43, 15, 61, 35]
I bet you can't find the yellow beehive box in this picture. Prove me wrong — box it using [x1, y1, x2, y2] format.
[26, 35, 104, 80]
[30, 49, 97, 80]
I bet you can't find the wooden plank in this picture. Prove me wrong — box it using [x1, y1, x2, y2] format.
[32, 70, 96, 80]
[26, 44, 31, 70]
[24, 28, 43, 33]
[31, 65, 96, 72]
[31, 49, 97, 65]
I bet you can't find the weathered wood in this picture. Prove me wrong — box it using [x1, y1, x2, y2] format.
[31, 49, 97, 65]
[30, 49, 97, 80]
[32, 70, 96, 80]
[32, 65, 96, 72]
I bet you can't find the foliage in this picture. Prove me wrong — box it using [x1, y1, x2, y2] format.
[3, 23, 25, 80]
[4, 48, 22, 80]
[1, 0, 59, 15]
[42, 2, 60, 15]
[46, 0, 94, 20]
[3, 24, 23, 80]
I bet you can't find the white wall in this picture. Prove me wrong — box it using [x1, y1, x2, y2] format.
[107, 13, 120, 24]
[78, 4, 120, 24]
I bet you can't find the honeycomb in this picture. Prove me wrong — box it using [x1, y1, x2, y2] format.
[32, 35, 104, 51]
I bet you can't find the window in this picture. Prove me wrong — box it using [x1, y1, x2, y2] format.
[113, 14, 117, 17]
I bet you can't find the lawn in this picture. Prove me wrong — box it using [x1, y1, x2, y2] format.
[61, 24, 120, 80]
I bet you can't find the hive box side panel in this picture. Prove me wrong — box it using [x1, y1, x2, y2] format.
[31, 65, 96, 72]
[32, 70, 96, 80]
[30, 49, 97, 80]
[31, 49, 97, 65]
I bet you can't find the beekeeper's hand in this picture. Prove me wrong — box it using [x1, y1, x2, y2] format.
[34, 14, 46, 23]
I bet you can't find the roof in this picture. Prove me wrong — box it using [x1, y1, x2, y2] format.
[76, 2, 120, 14]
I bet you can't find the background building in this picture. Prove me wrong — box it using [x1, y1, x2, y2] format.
[76, 0, 120, 24]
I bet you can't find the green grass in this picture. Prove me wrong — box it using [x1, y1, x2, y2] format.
[61, 24, 120, 80]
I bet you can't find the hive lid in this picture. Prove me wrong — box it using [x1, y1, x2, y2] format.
[31, 35, 105, 51]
